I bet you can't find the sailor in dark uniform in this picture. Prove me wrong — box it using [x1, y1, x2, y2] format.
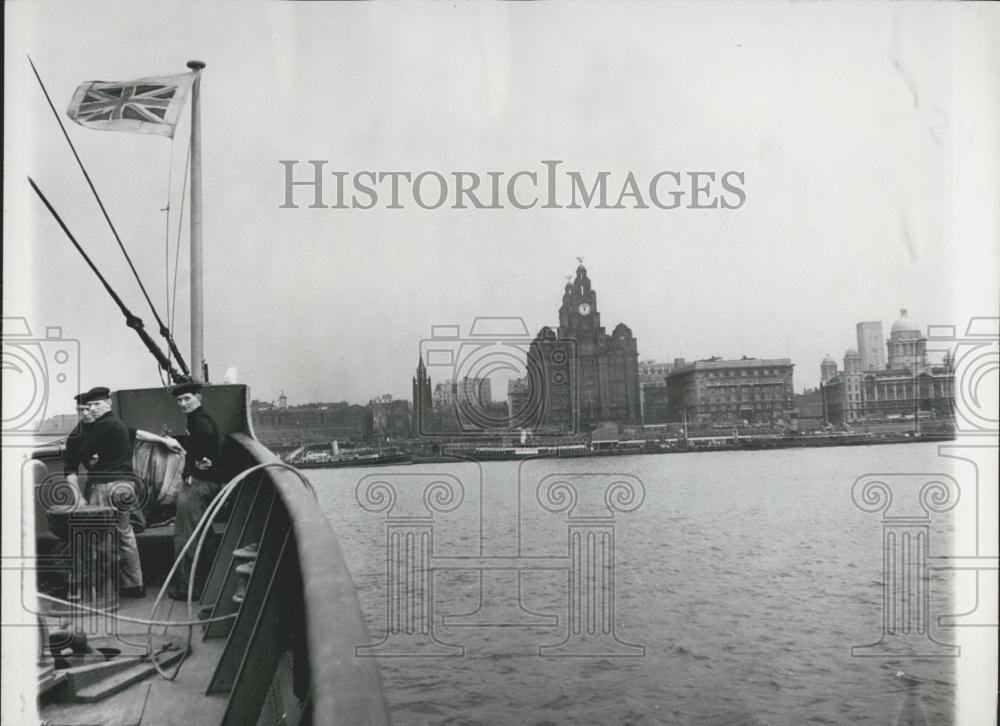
[64, 391, 185, 528]
[69, 386, 145, 598]
[63, 393, 95, 504]
[169, 382, 225, 600]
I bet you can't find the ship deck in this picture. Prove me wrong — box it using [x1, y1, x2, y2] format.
[38, 522, 235, 726]
[40, 591, 230, 726]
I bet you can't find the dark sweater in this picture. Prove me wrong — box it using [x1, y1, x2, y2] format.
[70, 411, 134, 488]
[63, 421, 89, 476]
[65, 423, 138, 476]
[181, 407, 224, 483]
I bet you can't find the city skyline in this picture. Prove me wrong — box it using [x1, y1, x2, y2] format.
[245, 291, 945, 410]
[5, 4, 996, 419]
[15, 236, 961, 416]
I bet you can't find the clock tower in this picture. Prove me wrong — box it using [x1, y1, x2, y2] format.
[559, 263, 601, 334]
[532, 261, 642, 431]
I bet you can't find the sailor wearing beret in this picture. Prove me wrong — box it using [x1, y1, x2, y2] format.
[169, 382, 224, 600]
[64, 386, 145, 598]
[62, 391, 97, 503]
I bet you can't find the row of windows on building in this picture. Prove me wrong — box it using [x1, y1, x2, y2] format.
[702, 368, 786, 378]
[702, 385, 792, 403]
[864, 382, 950, 401]
[702, 402, 787, 411]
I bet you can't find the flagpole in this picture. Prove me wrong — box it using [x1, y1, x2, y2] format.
[187, 60, 206, 381]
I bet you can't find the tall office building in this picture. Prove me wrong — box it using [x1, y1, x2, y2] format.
[856, 321, 886, 372]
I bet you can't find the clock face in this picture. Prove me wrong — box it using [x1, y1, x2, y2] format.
[577, 302, 592, 316]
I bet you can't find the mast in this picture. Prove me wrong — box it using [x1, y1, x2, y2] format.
[187, 60, 206, 381]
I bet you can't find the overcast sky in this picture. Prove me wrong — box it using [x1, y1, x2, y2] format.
[5, 2, 999, 415]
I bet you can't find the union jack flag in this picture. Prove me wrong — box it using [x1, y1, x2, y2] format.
[66, 73, 194, 137]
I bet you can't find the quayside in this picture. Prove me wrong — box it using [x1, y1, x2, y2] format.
[30, 383, 390, 725]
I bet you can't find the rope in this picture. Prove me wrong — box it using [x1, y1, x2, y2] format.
[28, 178, 188, 384]
[27, 56, 190, 378]
[143, 460, 318, 680]
[36, 593, 237, 627]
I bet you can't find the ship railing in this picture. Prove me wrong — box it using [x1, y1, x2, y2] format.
[196, 432, 389, 725]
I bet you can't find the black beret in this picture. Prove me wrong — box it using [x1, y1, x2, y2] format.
[77, 386, 111, 404]
[171, 382, 203, 396]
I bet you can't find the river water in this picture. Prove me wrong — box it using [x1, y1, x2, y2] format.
[314, 442, 961, 725]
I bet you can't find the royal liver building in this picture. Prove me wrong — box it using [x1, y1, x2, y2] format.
[529, 263, 642, 431]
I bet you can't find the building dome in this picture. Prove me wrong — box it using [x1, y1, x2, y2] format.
[845, 348, 860, 358]
[891, 308, 920, 335]
[822, 354, 836, 365]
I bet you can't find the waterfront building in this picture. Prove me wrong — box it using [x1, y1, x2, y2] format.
[252, 400, 370, 446]
[886, 308, 927, 371]
[412, 356, 433, 436]
[429, 376, 494, 433]
[369, 394, 412, 440]
[821, 309, 954, 426]
[664, 356, 795, 425]
[856, 321, 886, 372]
[820, 354, 837, 384]
[791, 387, 825, 432]
[506, 376, 530, 423]
[824, 348, 864, 423]
[530, 263, 642, 431]
[432, 377, 492, 410]
[638, 360, 673, 424]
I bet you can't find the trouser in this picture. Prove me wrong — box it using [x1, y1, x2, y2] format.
[173, 476, 221, 593]
[88, 480, 143, 590]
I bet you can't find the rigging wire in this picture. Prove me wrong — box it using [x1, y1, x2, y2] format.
[164, 138, 175, 336]
[28, 177, 188, 384]
[27, 55, 191, 378]
[157, 137, 191, 393]
[170, 138, 193, 367]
